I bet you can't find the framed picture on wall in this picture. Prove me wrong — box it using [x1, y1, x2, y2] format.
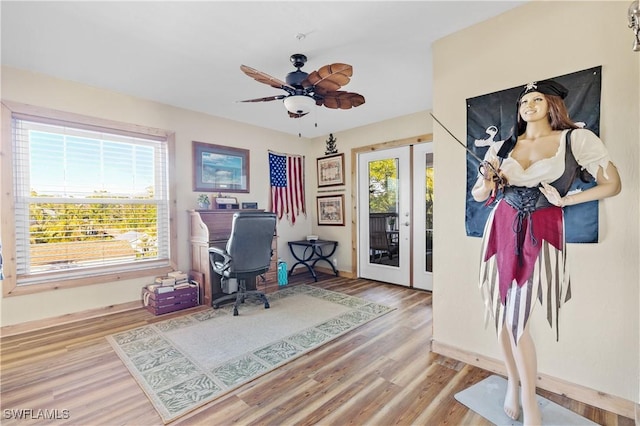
[193, 141, 249, 193]
[317, 195, 345, 226]
[317, 153, 345, 187]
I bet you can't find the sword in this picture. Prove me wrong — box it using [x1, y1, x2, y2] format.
[429, 113, 485, 164]
[429, 112, 506, 188]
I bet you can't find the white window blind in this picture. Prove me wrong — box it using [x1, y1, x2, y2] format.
[12, 115, 171, 284]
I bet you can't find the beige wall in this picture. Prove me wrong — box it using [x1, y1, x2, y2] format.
[0, 66, 313, 326]
[432, 1, 639, 404]
[0, 66, 430, 327]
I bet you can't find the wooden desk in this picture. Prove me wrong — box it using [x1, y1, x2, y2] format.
[287, 239, 338, 282]
[189, 210, 277, 306]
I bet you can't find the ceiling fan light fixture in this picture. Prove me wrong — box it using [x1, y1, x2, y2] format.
[283, 95, 315, 115]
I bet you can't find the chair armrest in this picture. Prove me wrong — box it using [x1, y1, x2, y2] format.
[209, 247, 231, 273]
[209, 246, 227, 256]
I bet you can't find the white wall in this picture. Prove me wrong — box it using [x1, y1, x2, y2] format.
[432, 1, 639, 404]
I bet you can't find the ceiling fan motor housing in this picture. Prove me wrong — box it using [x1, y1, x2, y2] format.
[286, 70, 309, 88]
[286, 53, 309, 88]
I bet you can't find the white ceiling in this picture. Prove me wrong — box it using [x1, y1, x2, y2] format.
[1, 1, 525, 138]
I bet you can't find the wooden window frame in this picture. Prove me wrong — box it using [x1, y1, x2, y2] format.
[1, 101, 177, 297]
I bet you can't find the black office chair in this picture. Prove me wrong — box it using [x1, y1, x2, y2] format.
[209, 212, 277, 316]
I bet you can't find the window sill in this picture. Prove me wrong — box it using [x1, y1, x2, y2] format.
[4, 265, 174, 297]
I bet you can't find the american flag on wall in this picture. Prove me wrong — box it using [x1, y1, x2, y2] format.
[268, 152, 306, 224]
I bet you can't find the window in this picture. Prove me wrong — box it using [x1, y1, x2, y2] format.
[2, 103, 176, 295]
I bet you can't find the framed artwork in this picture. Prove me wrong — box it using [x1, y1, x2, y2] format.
[192, 141, 249, 193]
[317, 153, 345, 187]
[317, 195, 345, 226]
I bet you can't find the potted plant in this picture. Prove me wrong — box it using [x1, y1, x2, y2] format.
[197, 194, 210, 209]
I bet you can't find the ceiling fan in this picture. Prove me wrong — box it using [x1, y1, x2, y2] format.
[239, 54, 365, 118]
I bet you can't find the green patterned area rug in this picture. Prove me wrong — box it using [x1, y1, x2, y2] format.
[107, 284, 394, 423]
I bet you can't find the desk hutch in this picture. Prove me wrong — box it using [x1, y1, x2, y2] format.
[189, 209, 278, 306]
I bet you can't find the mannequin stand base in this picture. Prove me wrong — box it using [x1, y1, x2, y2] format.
[454, 375, 598, 425]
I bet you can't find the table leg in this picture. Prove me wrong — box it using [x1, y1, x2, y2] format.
[311, 257, 338, 276]
[288, 260, 317, 281]
[287, 245, 318, 281]
[311, 243, 339, 277]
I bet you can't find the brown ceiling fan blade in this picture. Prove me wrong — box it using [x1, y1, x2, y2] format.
[238, 95, 286, 103]
[240, 65, 294, 90]
[288, 110, 310, 118]
[320, 91, 365, 110]
[303, 63, 353, 91]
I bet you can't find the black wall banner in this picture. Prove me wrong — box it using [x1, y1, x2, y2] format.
[465, 66, 602, 243]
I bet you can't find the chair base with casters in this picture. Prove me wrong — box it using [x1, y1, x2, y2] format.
[211, 274, 270, 316]
[208, 211, 277, 316]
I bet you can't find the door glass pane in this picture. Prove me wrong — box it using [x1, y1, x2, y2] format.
[425, 153, 434, 273]
[368, 158, 399, 267]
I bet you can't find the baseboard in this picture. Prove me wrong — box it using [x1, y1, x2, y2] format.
[0, 300, 142, 337]
[431, 339, 636, 419]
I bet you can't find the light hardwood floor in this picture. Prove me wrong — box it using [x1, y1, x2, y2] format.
[0, 274, 634, 425]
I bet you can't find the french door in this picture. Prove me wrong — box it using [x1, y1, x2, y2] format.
[412, 143, 433, 291]
[357, 143, 433, 290]
[357, 147, 410, 286]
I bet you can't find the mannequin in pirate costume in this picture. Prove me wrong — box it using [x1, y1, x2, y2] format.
[472, 79, 621, 425]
